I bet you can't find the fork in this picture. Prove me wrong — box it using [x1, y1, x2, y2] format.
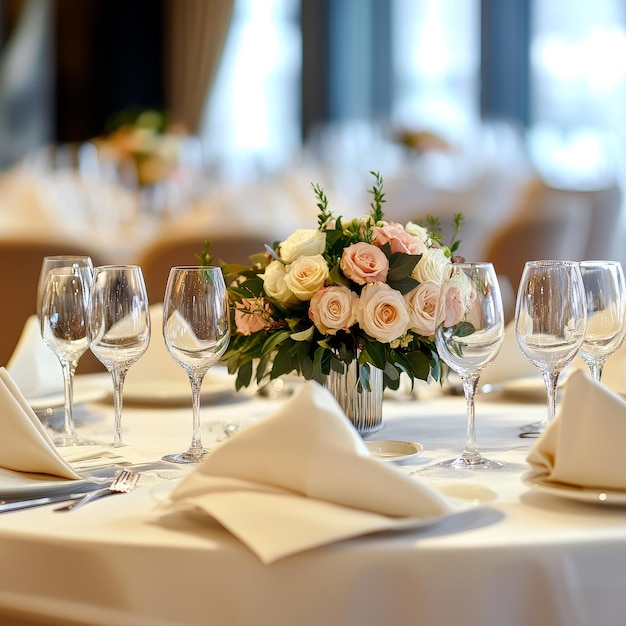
[54, 470, 140, 512]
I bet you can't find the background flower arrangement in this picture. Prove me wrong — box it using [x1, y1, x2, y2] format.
[203, 172, 463, 392]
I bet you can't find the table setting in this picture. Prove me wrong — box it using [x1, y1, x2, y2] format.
[1, 173, 626, 626]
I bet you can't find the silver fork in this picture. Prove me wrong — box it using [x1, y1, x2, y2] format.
[54, 470, 140, 512]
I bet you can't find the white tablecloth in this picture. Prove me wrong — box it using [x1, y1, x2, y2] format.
[0, 379, 624, 626]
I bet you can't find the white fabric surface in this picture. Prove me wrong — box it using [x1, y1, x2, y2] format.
[527, 369, 626, 489]
[166, 381, 457, 562]
[0, 368, 79, 479]
[0, 377, 624, 626]
[6, 315, 62, 396]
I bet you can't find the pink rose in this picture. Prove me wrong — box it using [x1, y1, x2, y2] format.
[356, 283, 410, 343]
[340, 242, 389, 285]
[309, 286, 358, 334]
[234, 298, 271, 336]
[404, 281, 441, 336]
[441, 285, 466, 327]
[372, 222, 426, 255]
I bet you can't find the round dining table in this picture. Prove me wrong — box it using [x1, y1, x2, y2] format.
[0, 373, 624, 626]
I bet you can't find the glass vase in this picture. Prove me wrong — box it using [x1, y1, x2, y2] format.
[325, 359, 383, 436]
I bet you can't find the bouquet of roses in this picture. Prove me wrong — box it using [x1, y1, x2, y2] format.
[207, 172, 463, 391]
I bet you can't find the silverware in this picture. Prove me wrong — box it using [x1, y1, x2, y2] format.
[0, 491, 100, 514]
[54, 469, 140, 512]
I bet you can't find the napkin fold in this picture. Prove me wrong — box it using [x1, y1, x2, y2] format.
[526, 369, 626, 490]
[6, 315, 63, 396]
[163, 381, 458, 563]
[0, 368, 80, 479]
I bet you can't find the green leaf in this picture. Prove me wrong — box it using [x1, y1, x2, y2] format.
[387, 252, 421, 281]
[452, 321, 476, 337]
[361, 336, 387, 370]
[290, 326, 315, 341]
[261, 330, 291, 356]
[387, 275, 419, 295]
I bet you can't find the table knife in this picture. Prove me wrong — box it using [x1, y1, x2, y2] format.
[0, 492, 95, 513]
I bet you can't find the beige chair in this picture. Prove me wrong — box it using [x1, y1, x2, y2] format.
[0, 238, 105, 372]
[138, 234, 268, 303]
[484, 192, 592, 293]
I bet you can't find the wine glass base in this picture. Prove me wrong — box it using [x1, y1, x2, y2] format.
[519, 421, 547, 438]
[162, 448, 209, 464]
[438, 455, 504, 470]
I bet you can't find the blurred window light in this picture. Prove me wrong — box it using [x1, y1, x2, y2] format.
[391, 0, 480, 138]
[200, 0, 301, 179]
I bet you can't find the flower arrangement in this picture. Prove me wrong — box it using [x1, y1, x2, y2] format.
[204, 172, 463, 392]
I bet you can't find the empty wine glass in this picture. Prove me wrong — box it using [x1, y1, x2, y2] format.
[37, 255, 93, 318]
[515, 260, 587, 436]
[40, 267, 94, 446]
[578, 260, 626, 382]
[434, 262, 505, 469]
[162, 266, 230, 464]
[89, 265, 150, 447]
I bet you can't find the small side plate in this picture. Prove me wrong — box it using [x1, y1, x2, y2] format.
[522, 472, 626, 506]
[365, 440, 424, 463]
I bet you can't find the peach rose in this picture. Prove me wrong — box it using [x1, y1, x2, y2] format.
[234, 298, 271, 336]
[340, 242, 389, 285]
[284, 254, 329, 301]
[309, 286, 358, 334]
[372, 222, 426, 255]
[404, 281, 441, 336]
[356, 283, 410, 343]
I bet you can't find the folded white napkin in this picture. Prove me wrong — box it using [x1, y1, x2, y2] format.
[526, 369, 626, 490]
[163, 381, 458, 563]
[0, 368, 80, 479]
[6, 315, 63, 396]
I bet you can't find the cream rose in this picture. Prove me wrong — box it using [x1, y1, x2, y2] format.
[356, 283, 410, 343]
[284, 254, 329, 301]
[340, 242, 389, 285]
[263, 260, 299, 305]
[405, 221, 430, 244]
[372, 222, 426, 255]
[279, 229, 326, 263]
[404, 281, 441, 336]
[412, 247, 450, 283]
[309, 286, 358, 334]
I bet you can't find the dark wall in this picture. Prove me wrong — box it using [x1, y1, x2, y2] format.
[54, 0, 165, 142]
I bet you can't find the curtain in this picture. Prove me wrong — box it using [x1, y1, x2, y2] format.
[163, 0, 234, 133]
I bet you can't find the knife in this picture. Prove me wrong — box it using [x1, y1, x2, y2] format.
[0, 492, 94, 513]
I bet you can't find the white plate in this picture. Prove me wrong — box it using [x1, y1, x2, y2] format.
[365, 440, 423, 463]
[122, 379, 236, 407]
[27, 377, 109, 411]
[522, 472, 626, 505]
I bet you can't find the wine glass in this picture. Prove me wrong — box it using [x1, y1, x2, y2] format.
[515, 260, 587, 436]
[161, 266, 230, 464]
[37, 255, 93, 318]
[578, 260, 626, 382]
[89, 265, 151, 447]
[40, 267, 93, 446]
[434, 262, 505, 469]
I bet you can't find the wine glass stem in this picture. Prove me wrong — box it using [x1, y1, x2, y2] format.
[462, 375, 480, 459]
[542, 370, 559, 426]
[111, 368, 127, 448]
[587, 360, 604, 383]
[59, 358, 78, 439]
[189, 372, 205, 452]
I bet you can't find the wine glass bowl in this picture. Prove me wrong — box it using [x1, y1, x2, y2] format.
[515, 260, 587, 436]
[434, 262, 505, 469]
[162, 266, 230, 464]
[39, 266, 93, 445]
[578, 260, 626, 382]
[37, 255, 93, 319]
[89, 265, 150, 447]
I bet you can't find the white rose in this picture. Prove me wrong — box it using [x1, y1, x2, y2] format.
[357, 283, 410, 343]
[284, 254, 330, 301]
[279, 229, 326, 263]
[263, 260, 298, 305]
[405, 221, 430, 243]
[411, 247, 450, 283]
[404, 280, 441, 336]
